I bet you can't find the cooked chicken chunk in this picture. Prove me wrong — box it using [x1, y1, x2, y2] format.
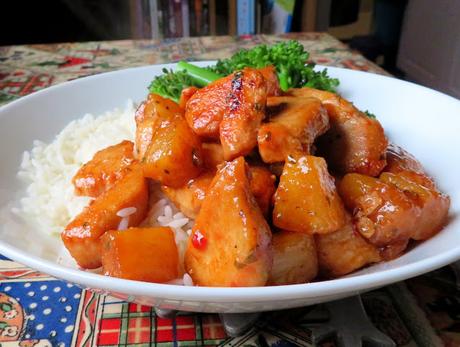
[289, 87, 388, 176]
[381, 144, 450, 240]
[163, 166, 275, 219]
[185, 74, 234, 140]
[72, 140, 135, 198]
[62, 167, 149, 269]
[135, 94, 158, 159]
[101, 227, 179, 283]
[179, 86, 199, 110]
[339, 173, 420, 250]
[185, 67, 273, 141]
[268, 230, 318, 285]
[258, 65, 281, 96]
[138, 94, 204, 188]
[162, 171, 215, 219]
[258, 96, 329, 163]
[219, 68, 267, 160]
[202, 142, 225, 169]
[316, 217, 381, 277]
[185, 157, 272, 287]
[273, 154, 346, 234]
[248, 166, 277, 217]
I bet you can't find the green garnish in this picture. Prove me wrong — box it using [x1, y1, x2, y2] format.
[209, 40, 339, 92]
[176, 61, 222, 87]
[148, 68, 193, 103]
[364, 110, 376, 119]
[148, 40, 339, 102]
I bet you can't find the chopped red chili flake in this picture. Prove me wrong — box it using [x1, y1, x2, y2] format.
[192, 230, 207, 249]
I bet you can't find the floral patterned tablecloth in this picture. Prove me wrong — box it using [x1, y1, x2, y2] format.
[0, 33, 459, 347]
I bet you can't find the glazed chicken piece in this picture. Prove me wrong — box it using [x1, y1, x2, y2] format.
[289, 87, 388, 176]
[268, 230, 318, 285]
[384, 143, 438, 189]
[185, 73, 234, 140]
[219, 68, 267, 160]
[137, 94, 204, 188]
[257, 96, 329, 163]
[273, 154, 346, 234]
[202, 142, 225, 170]
[162, 171, 215, 219]
[162, 166, 276, 219]
[72, 140, 135, 197]
[338, 173, 420, 253]
[62, 167, 149, 269]
[179, 86, 199, 109]
[135, 94, 159, 159]
[185, 157, 272, 287]
[248, 166, 277, 217]
[185, 67, 273, 141]
[258, 65, 281, 96]
[381, 144, 450, 240]
[316, 216, 381, 277]
[101, 227, 179, 283]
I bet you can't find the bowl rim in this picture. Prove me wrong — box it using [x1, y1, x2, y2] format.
[1, 62, 459, 303]
[1, 239, 460, 302]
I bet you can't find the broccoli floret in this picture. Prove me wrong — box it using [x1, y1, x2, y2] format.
[148, 40, 339, 102]
[148, 68, 193, 103]
[209, 40, 339, 92]
[149, 62, 222, 102]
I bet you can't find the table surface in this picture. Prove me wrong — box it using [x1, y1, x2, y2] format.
[0, 33, 459, 347]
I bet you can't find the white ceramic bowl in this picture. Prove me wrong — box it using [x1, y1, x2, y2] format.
[0, 62, 459, 313]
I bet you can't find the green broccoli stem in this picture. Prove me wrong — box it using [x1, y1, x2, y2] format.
[278, 73, 289, 91]
[278, 70, 290, 91]
[176, 61, 222, 87]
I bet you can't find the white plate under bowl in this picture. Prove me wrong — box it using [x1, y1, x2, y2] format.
[0, 62, 459, 313]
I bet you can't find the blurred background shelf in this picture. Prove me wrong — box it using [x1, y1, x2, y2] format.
[0, 0, 364, 43]
[1, 0, 459, 98]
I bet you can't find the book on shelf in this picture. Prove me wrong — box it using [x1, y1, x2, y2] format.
[261, 0, 295, 34]
[131, 0, 296, 39]
[237, 0, 256, 35]
[149, 0, 160, 39]
[182, 0, 190, 37]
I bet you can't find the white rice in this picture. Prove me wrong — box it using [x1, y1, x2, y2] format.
[13, 100, 193, 275]
[116, 207, 137, 218]
[117, 217, 130, 231]
[15, 100, 137, 236]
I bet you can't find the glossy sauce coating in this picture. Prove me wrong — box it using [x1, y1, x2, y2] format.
[162, 171, 215, 219]
[289, 87, 388, 176]
[248, 166, 277, 217]
[62, 76, 451, 285]
[339, 173, 420, 248]
[268, 230, 318, 285]
[135, 94, 159, 159]
[258, 96, 329, 163]
[140, 94, 204, 187]
[162, 166, 276, 220]
[72, 140, 135, 198]
[101, 227, 178, 282]
[62, 167, 149, 269]
[219, 68, 267, 160]
[273, 154, 346, 234]
[185, 74, 234, 139]
[257, 65, 281, 96]
[184, 157, 272, 287]
[201, 142, 225, 169]
[179, 86, 199, 110]
[316, 216, 381, 277]
[381, 144, 450, 240]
